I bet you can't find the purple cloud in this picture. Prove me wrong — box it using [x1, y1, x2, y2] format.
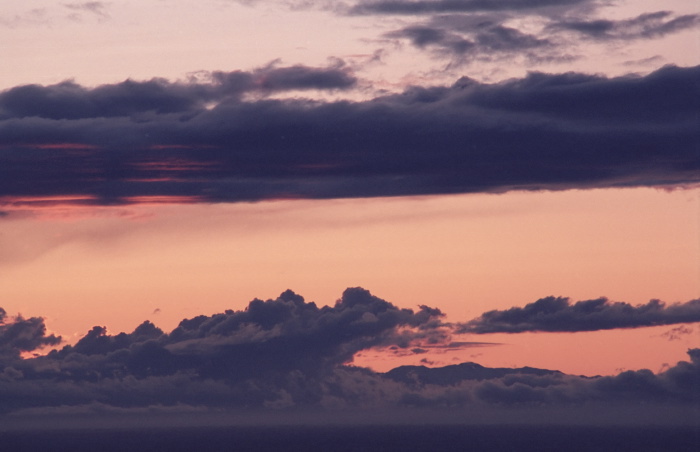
[0, 65, 697, 210]
[458, 297, 700, 333]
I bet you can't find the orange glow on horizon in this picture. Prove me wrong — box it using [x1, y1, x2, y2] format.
[0, 188, 697, 377]
[0, 195, 99, 208]
[0, 194, 204, 221]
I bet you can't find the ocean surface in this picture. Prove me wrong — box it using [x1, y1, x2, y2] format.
[1, 424, 697, 452]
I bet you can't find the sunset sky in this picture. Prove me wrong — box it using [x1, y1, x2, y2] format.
[0, 0, 699, 426]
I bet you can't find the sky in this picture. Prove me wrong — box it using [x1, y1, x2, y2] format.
[0, 0, 699, 428]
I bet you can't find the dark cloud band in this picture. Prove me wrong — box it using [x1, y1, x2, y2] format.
[349, 0, 589, 15]
[0, 64, 698, 209]
[458, 297, 700, 334]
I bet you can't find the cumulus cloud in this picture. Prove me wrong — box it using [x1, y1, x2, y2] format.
[0, 64, 697, 210]
[0, 288, 451, 412]
[458, 297, 700, 334]
[153, 287, 449, 379]
[0, 308, 62, 360]
[0, 289, 698, 422]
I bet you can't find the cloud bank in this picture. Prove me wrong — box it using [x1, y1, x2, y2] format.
[0, 288, 450, 413]
[0, 288, 698, 423]
[459, 297, 700, 333]
[0, 64, 698, 210]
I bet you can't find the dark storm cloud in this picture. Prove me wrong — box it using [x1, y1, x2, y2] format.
[458, 297, 700, 334]
[0, 291, 449, 415]
[0, 64, 698, 208]
[155, 287, 448, 379]
[0, 308, 61, 360]
[0, 290, 698, 420]
[0, 288, 449, 411]
[550, 11, 700, 40]
[349, 0, 589, 15]
[0, 62, 357, 120]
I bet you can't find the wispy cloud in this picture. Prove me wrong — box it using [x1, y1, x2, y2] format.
[659, 325, 695, 342]
[385, 21, 553, 62]
[63, 2, 111, 20]
[0, 8, 49, 28]
[350, 1, 699, 67]
[550, 11, 700, 41]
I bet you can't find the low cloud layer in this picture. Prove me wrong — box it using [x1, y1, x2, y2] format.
[459, 297, 700, 333]
[0, 288, 698, 422]
[0, 64, 698, 210]
[0, 288, 452, 413]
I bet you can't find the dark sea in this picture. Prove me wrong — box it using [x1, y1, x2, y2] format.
[0, 424, 697, 452]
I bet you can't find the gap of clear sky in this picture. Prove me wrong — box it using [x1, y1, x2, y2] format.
[0, 0, 698, 424]
[1, 188, 697, 376]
